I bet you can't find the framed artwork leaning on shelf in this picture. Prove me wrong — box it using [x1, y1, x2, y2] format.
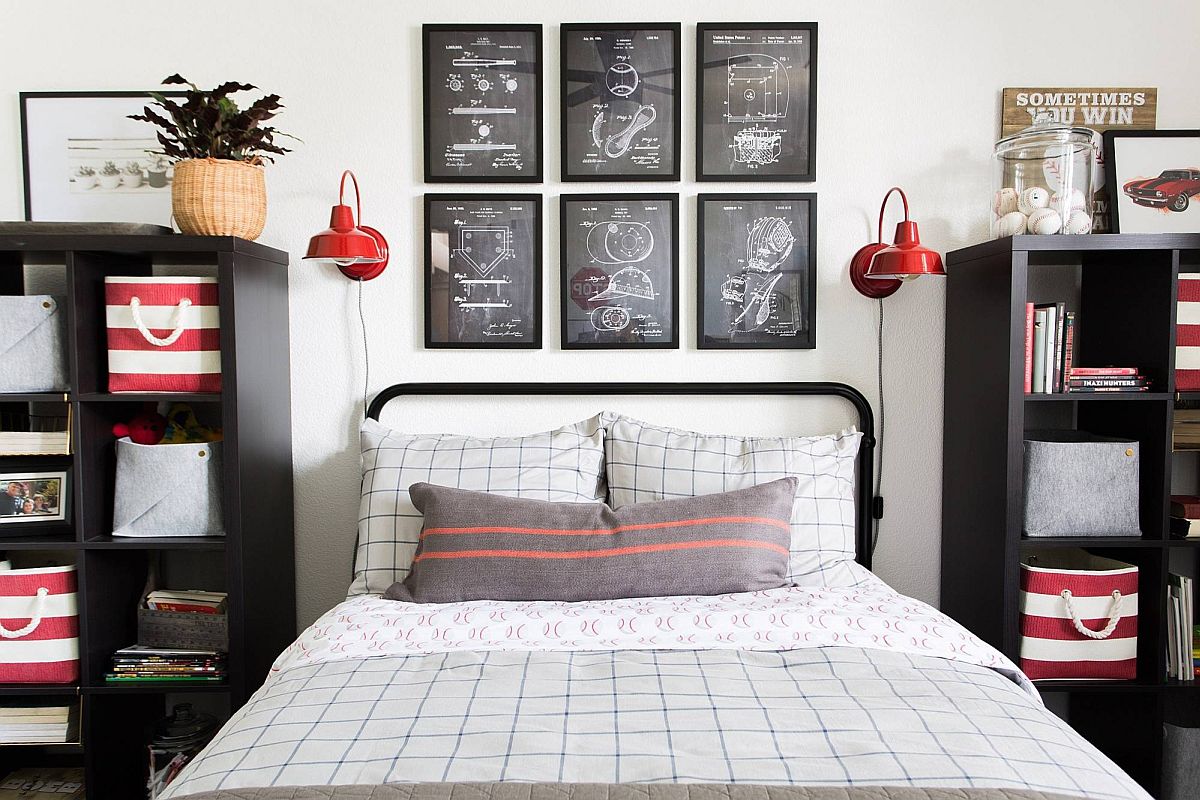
[1105, 129, 1200, 234]
[0, 468, 68, 526]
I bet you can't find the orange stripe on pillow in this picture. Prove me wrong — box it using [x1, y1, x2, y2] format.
[413, 539, 790, 562]
[421, 515, 791, 539]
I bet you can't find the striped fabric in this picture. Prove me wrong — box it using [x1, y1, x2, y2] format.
[105, 276, 221, 393]
[0, 565, 79, 683]
[1019, 554, 1138, 680]
[383, 479, 797, 603]
[1178, 275, 1200, 390]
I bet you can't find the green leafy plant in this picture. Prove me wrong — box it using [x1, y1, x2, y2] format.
[100, 161, 121, 177]
[128, 74, 294, 163]
[75, 166, 95, 177]
[124, 161, 144, 176]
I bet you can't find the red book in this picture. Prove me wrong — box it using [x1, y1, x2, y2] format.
[1069, 367, 1138, 376]
[1024, 303, 1034, 394]
[1171, 495, 1200, 519]
[147, 601, 223, 615]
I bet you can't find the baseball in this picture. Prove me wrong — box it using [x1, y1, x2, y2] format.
[1051, 187, 1087, 212]
[1027, 208, 1063, 235]
[1018, 187, 1050, 215]
[995, 211, 1027, 238]
[1063, 209, 1093, 235]
[993, 187, 1019, 217]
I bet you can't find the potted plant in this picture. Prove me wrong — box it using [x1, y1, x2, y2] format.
[123, 161, 145, 188]
[74, 165, 97, 190]
[146, 154, 169, 188]
[98, 161, 123, 190]
[128, 74, 294, 240]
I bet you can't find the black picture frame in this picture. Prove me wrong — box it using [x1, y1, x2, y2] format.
[20, 90, 186, 223]
[695, 23, 817, 182]
[424, 193, 543, 349]
[697, 193, 817, 349]
[559, 193, 679, 350]
[560, 23, 682, 182]
[1103, 129, 1200, 234]
[422, 24, 544, 183]
[0, 467, 70, 530]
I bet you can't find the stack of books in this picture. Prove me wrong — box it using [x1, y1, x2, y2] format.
[1170, 495, 1200, 539]
[1065, 366, 1150, 394]
[105, 645, 226, 684]
[0, 705, 76, 744]
[1167, 573, 1195, 681]
[1173, 408, 1200, 450]
[1024, 302, 1076, 393]
[146, 589, 227, 614]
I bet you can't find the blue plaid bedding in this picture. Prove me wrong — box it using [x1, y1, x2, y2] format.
[164, 647, 1148, 800]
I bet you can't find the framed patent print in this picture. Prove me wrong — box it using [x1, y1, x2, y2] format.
[696, 23, 817, 181]
[424, 194, 542, 348]
[422, 24, 543, 182]
[560, 194, 678, 349]
[697, 193, 816, 349]
[560, 24, 681, 181]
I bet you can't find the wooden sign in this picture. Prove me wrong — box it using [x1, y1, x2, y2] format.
[1001, 88, 1157, 137]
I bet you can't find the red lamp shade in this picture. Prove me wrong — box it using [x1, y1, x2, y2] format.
[849, 187, 945, 299]
[304, 170, 389, 281]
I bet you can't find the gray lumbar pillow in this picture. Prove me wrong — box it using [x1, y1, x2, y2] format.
[383, 478, 798, 604]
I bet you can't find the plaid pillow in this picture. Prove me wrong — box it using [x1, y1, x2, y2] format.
[602, 412, 863, 587]
[351, 415, 607, 596]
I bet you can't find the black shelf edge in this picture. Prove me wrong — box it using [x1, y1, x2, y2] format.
[76, 392, 222, 403]
[1026, 392, 1171, 402]
[947, 233, 1200, 265]
[1020, 536, 1162, 548]
[0, 392, 71, 403]
[0, 684, 79, 696]
[0, 234, 288, 265]
[84, 683, 230, 694]
[0, 535, 79, 550]
[83, 535, 226, 550]
[1035, 679, 1162, 692]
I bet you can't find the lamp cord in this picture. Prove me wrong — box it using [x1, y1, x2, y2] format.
[357, 277, 370, 419]
[873, 297, 885, 556]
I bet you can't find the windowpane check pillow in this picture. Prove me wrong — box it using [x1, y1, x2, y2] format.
[602, 413, 863, 587]
[351, 415, 607, 596]
[384, 478, 798, 604]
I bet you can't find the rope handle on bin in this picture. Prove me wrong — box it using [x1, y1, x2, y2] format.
[0, 587, 49, 639]
[1060, 589, 1124, 640]
[130, 296, 192, 347]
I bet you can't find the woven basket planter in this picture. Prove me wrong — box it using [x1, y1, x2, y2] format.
[172, 158, 267, 240]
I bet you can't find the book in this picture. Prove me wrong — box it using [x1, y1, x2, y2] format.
[1061, 312, 1076, 390]
[145, 589, 227, 614]
[1064, 387, 1150, 394]
[1032, 309, 1048, 394]
[1171, 495, 1200, 518]
[1023, 303, 1035, 394]
[1170, 516, 1200, 538]
[1067, 377, 1149, 388]
[1033, 304, 1059, 393]
[1069, 367, 1139, 377]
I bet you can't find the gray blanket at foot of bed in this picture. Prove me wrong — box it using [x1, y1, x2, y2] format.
[175, 784, 1085, 800]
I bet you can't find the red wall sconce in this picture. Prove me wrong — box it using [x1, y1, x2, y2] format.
[304, 170, 389, 281]
[849, 187, 944, 299]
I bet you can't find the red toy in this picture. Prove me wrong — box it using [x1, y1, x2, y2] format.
[112, 404, 167, 445]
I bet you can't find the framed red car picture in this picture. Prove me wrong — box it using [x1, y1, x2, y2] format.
[1104, 129, 1200, 233]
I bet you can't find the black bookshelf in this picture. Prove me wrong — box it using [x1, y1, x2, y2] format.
[941, 233, 1200, 797]
[0, 234, 295, 798]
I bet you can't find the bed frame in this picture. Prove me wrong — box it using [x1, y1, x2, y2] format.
[367, 382, 878, 568]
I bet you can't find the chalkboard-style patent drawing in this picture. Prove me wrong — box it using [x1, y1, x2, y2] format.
[726, 55, 790, 122]
[699, 193, 815, 349]
[697, 23, 816, 181]
[424, 25, 542, 182]
[586, 220, 654, 264]
[425, 194, 542, 348]
[561, 24, 681, 181]
[561, 194, 679, 349]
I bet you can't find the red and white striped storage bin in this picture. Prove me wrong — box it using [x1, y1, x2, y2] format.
[105, 276, 221, 393]
[0, 564, 79, 683]
[1178, 275, 1200, 391]
[1019, 550, 1138, 681]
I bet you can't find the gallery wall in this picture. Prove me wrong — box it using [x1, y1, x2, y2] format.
[2, 0, 1198, 627]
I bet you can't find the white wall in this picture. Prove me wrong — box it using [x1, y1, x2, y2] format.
[2, 0, 1198, 627]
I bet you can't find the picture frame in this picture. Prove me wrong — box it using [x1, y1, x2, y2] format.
[560, 193, 679, 350]
[695, 23, 817, 182]
[422, 24, 543, 183]
[424, 194, 543, 349]
[697, 193, 817, 349]
[0, 469, 68, 526]
[20, 91, 186, 224]
[560, 23, 682, 182]
[1104, 129, 1200, 234]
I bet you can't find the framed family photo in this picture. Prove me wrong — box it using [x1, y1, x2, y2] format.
[697, 193, 816, 349]
[1104, 129, 1200, 234]
[422, 24, 543, 182]
[0, 469, 68, 527]
[424, 194, 542, 348]
[560, 23, 681, 181]
[21, 91, 184, 224]
[560, 193, 678, 349]
[696, 23, 817, 182]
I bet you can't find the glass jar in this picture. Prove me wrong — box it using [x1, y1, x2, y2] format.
[991, 116, 1097, 238]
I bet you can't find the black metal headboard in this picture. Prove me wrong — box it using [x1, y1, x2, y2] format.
[367, 382, 878, 569]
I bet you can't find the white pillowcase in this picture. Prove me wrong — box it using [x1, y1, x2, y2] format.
[350, 415, 607, 597]
[602, 413, 864, 587]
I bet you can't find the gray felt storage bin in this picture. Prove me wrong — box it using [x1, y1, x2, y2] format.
[0, 295, 68, 392]
[1023, 430, 1140, 537]
[112, 438, 224, 537]
[1163, 724, 1200, 800]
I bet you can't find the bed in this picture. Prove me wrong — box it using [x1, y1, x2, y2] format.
[163, 382, 1151, 800]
